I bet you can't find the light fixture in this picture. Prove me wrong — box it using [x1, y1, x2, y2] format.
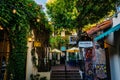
[0, 25, 3, 30]
[28, 37, 33, 42]
[28, 32, 33, 42]
[36, 18, 40, 22]
[12, 9, 16, 14]
[34, 41, 41, 47]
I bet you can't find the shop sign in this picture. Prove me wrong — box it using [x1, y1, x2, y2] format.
[61, 46, 66, 51]
[78, 41, 93, 48]
[34, 41, 41, 47]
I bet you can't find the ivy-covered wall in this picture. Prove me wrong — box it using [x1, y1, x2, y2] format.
[0, 0, 52, 80]
[8, 25, 28, 79]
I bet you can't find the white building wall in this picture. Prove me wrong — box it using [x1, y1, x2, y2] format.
[26, 31, 38, 80]
[26, 42, 33, 80]
[112, 13, 120, 26]
[110, 54, 120, 80]
[109, 13, 120, 80]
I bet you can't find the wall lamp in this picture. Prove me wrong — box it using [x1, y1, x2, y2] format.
[28, 37, 33, 42]
[0, 25, 3, 30]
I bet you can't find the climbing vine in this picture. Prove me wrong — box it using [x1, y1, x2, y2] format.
[0, 0, 52, 80]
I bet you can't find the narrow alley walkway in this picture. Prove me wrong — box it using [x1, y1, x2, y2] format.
[50, 64, 83, 80]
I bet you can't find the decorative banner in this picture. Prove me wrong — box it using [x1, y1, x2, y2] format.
[85, 48, 94, 80]
[85, 49, 93, 61]
[94, 44, 107, 79]
[84, 42, 107, 80]
[95, 64, 107, 79]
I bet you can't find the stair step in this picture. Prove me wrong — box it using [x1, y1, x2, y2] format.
[50, 78, 81, 80]
[51, 70, 80, 75]
[51, 73, 80, 76]
[51, 76, 81, 79]
[50, 68, 81, 80]
[52, 70, 79, 72]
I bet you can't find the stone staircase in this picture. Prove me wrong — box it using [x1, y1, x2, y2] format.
[50, 70, 82, 80]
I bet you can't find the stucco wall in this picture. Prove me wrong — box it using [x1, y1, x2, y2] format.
[26, 30, 38, 80]
[26, 42, 33, 80]
[108, 13, 120, 80]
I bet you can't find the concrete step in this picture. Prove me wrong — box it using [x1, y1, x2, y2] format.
[51, 72, 80, 75]
[51, 75, 81, 78]
[50, 70, 81, 80]
[50, 78, 82, 80]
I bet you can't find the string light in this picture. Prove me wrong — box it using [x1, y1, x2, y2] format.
[12, 9, 16, 14]
[36, 18, 40, 22]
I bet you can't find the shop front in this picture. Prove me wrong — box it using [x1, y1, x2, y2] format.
[0, 27, 10, 80]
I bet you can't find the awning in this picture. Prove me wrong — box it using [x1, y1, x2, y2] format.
[94, 23, 120, 41]
[51, 48, 62, 53]
[86, 20, 112, 35]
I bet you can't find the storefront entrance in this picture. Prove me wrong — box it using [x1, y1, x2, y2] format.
[0, 29, 10, 80]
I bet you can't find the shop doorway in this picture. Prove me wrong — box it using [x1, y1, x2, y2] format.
[0, 28, 10, 80]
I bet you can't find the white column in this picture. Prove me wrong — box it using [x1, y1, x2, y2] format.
[79, 52, 82, 60]
[66, 52, 69, 61]
[109, 13, 120, 80]
[75, 52, 77, 61]
[82, 48, 85, 60]
[26, 42, 33, 80]
[49, 53, 52, 60]
[110, 54, 120, 80]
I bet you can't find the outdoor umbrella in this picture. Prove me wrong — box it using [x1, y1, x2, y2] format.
[50, 48, 63, 64]
[66, 47, 80, 64]
[66, 47, 80, 53]
[51, 48, 62, 53]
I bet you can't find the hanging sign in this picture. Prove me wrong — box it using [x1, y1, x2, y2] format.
[78, 41, 93, 48]
[34, 41, 41, 47]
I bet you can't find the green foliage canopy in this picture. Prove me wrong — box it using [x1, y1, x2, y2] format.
[46, 0, 78, 29]
[76, 0, 118, 27]
[46, 0, 119, 29]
